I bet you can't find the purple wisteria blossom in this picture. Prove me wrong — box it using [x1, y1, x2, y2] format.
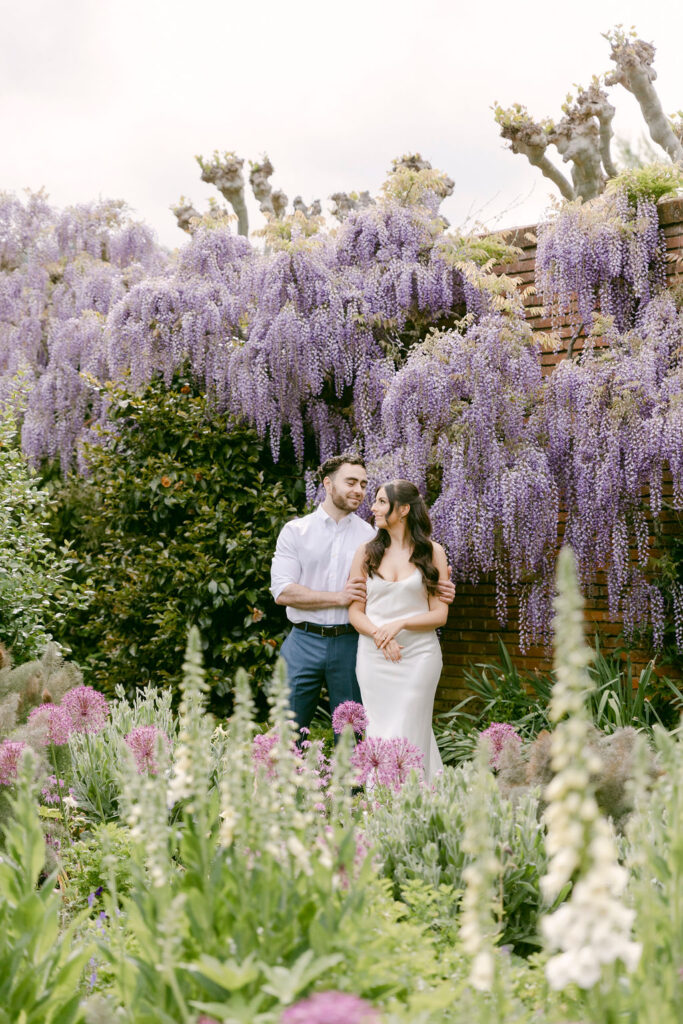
[28, 704, 73, 746]
[331, 701, 368, 736]
[479, 722, 523, 769]
[3, 177, 682, 654]
[60, 686, 109, 734]
[0, 739, 26, 785]
[281, 991, 381, 1024]
[124, 725, 169, 775]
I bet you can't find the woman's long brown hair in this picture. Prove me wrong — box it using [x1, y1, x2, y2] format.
[364, 480, 439, 594]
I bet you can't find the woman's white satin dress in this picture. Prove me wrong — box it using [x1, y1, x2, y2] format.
[356, 569, 443, 781]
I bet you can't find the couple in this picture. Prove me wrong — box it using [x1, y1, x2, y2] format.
[270, 454, 454, 781]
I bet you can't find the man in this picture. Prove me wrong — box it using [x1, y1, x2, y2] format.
[270, 454, 455, 733]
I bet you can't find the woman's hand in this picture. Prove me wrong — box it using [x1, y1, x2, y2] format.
[373, 620, 404, 649]
[381, 639, 403, 662]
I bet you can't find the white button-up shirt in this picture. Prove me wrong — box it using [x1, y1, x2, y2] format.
[270, 504, 376, 625]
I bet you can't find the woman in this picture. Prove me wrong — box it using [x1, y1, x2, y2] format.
[348, 480, 449, 780]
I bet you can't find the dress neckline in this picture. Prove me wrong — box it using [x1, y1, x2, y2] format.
[373, 568, 420, 585]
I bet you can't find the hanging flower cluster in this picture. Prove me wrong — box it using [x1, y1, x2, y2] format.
[536, 192, 665, 331]
[2, 173, 682, 651]
[0, 192, 167, 471]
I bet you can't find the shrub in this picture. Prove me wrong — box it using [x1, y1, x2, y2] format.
[363, 763, 551, 955]
[49, 375, 302, 711]
[0, 405, 71, 663]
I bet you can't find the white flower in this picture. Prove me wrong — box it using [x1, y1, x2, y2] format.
[540, 548, 641, 990]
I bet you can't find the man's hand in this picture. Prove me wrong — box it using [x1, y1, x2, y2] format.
[381, 639, 403, 662]
[437, 566, 455, 606]
[338, 576, 367, 607]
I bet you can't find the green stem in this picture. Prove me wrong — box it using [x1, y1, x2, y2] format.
[49, 743, 69, 835]
[85, 732, 107, 821]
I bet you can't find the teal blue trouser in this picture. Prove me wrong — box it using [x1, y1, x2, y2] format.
[280, 628, 361, 733]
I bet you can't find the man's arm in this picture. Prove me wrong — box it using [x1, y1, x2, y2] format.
[436, 563, 455, 605]
[271, 522, 365, 611]
[276, 578, 366, 611]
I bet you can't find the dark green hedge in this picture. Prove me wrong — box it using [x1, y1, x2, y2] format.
[49, 376, 303, 713]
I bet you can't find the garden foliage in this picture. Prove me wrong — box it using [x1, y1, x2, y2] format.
[2, 166, 682, 656]
[48, 376, 300, 705]
[0, 406, 71, 663]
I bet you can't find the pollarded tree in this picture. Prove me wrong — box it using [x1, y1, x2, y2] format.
[494, 27, 683, 201]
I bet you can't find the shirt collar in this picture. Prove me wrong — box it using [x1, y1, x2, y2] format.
[316, 503, 352, 528]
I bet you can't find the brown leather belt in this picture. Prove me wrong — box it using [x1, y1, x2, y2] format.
[293, 621, 356, 638]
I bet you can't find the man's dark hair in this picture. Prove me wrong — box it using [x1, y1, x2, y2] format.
[318, 452, 366, 483]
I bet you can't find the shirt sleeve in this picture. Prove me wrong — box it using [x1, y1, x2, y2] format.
[270, 522, 302, 601]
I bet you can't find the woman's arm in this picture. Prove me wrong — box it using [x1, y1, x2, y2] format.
[347, 544, 378, 639]
[373, 544, 450, 647]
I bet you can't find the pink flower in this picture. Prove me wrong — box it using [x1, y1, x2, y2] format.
[351, 737, 392, 787]
[479, 722, 523, 768]
[28, 704, 73, 746]
[281, 991, 380, 1024]
[252, 731, 279, 777]
[125, 725, 169, 774]
[61, 686, 109, 734]
[41, 774, 73, 804]
[0, 740, 26, 785]
[384, 736, 424, 786]
[331, 701, 368, 736]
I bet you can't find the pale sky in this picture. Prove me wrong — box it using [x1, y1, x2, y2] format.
[2, 0, 682, 250]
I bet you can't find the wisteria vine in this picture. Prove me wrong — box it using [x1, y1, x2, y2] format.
[1, 172, 682, 651]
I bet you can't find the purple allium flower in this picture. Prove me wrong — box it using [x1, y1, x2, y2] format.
[479, 722, 523, 768]
[60, 686, 109, 734]
[384, 736, 424, 786]
[28, 704, 73, 746]
[124, 725, 169, 775]
[281, 991, 380, 1024]
[252, 731, 279, 777]
[350, 737, 392, 787]
[0, 739, 26, 785]
[331, 701, 368, 736]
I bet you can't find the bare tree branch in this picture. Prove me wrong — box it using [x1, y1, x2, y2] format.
[249, 156, 288, 219]
[605, 30, 683, 164]
[171, 197, 201, 235]
[550, 115, 605, 200]
[292, 196, 322, 218]
[196, 151, 249, 236]
[329, 191, 375, 221]
[494, 106, 576, 200]
[573, 80, 618, 178]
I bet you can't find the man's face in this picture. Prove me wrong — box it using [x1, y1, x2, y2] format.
[324, 463, 368, 513]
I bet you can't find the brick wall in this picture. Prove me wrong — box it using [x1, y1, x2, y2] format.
[436, 197, 683, 711]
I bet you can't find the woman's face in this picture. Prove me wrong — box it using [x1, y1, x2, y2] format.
[371, 487, 400, 529]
